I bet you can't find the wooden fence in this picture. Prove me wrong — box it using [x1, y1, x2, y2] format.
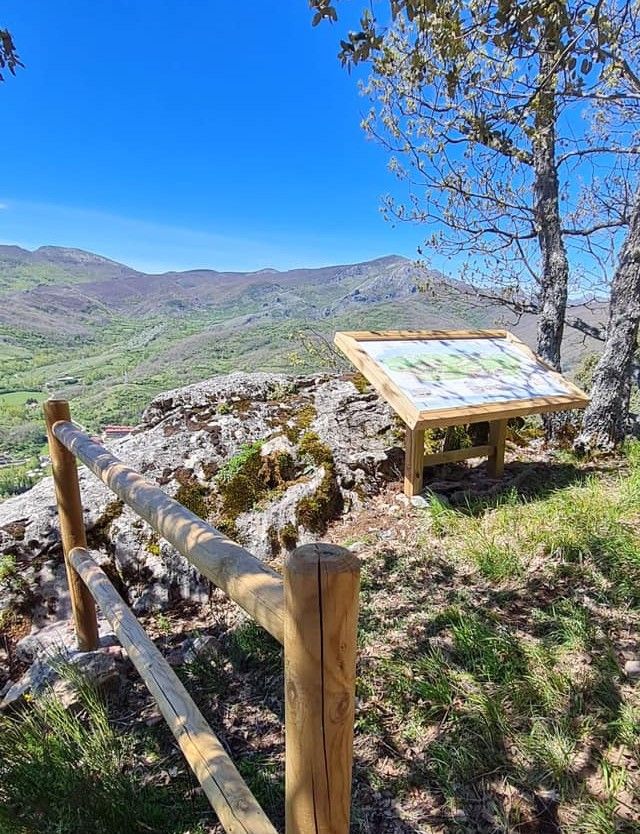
[44, 399, 360, 834]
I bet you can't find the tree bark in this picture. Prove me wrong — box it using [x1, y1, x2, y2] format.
[576, 192, 640, 451]
[533, 32, 569, 373]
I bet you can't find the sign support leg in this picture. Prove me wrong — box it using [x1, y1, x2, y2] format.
[487, 419, 507, 477]
[404, 427, 425, 497]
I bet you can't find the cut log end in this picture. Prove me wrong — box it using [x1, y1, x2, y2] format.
[285, 542, 360, 575]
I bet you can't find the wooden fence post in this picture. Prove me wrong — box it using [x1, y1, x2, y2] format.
[284, 543, 360, 834]
[44, 399, 99, 651]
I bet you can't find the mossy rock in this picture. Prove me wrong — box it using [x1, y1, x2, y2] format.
[295, 470, 343, 534]
[281, 401, 317, 443]
[175, 481, 210, 520]
[351, 372, 370, 394]
[87, 500, 124, 550]
[298, 431, 333, 467]
[215, 441, 298, 533]
[295, 432, 342, 534]
[146, 534, 161, 557]
[280, 522, 298, 551]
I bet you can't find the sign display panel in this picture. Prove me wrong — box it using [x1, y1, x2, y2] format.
[360, 336, 573, 412]
[334, 330, 589, 430]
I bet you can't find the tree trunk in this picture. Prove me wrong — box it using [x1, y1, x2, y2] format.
[576, 192, 640, 451]
[533, 35, 569, 374]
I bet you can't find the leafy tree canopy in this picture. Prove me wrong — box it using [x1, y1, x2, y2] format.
[309, 0, 640, 308]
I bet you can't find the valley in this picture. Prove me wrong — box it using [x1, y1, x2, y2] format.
[1, 244, 605, 495]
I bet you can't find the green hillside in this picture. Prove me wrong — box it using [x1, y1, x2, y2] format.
[0, 245, 605, 497]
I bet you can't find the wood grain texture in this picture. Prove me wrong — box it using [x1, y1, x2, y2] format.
[488, 420, 508, 477]
[43, 400, 98, 651]
[284, 544, 360, 834]
[423, 443, 494, 467]
[404, 427, 425, 497]
[412, 394, 589, 429]
[53, 420, 285, 644]
[68, 547, 277, 834]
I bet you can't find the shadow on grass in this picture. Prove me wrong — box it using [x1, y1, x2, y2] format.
[422, 458, 619, 515]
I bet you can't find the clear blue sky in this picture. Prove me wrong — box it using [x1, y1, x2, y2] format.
[0, 1, 423, 272]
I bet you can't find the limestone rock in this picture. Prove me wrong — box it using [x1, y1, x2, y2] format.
[0, 645, 129, 711]
[0, 371, 402, 678]
[410, 495, 430, 509]
[624, 659, 640, 678]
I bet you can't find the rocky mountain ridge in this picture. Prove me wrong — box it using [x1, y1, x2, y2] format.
[0, 245, 432, 333]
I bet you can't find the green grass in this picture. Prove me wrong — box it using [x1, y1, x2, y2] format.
[0, 390, 44, 406]
[425, 457, 640, 602]
[0, 666, 212, 834]
[353, 445, 640, 830]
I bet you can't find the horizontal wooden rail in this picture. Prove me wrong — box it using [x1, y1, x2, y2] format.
[53, 420, 285, 644]
[69, 547, 277, 834]
[423, 443, 494, 467]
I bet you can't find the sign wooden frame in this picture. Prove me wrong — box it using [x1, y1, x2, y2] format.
[334, 329, 589, 496]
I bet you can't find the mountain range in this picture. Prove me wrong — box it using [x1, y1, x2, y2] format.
[1, 244, 604, 437]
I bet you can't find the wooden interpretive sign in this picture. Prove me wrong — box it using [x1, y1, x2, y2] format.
[334, 330, 589, 496]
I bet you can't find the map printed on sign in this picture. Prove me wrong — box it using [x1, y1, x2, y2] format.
[359, 337, 573, 411]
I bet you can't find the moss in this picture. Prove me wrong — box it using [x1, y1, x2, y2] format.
[267, 525, 281, 557]
[280, 522, 298, 551]
[296, 403, 317, 431]
[175, 481, 209, 520]
[392, 415, 406, 444]
[281, 401, 317, 444]
[295, 432, 342, 534]
[216, 402, 232, 415]
[215, 441, 270, 533]
[296, 473, 343, 534]
[506, 416, 544, 446]
[267, 381, 297, 401]
[351, 372, 370, 394]
[298, 431, 333, 467]
[217, 441, 264, 483]
[442, 424, 473, 451]
[0, 554, 17, 583]
[259, 450, 295, 487]
[87, 500, 124, 550]
[146, 535, 161, 557]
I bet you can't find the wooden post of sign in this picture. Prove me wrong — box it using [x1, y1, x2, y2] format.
[487, 419, 507, 477]
[284, 543, 360, 834]
[44, 399, 99, 651]
[404, 426, 425, 497]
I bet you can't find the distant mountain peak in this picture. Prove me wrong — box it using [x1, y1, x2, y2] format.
[33, 245, 132, 268]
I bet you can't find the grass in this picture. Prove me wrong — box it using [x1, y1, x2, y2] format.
[0, 390, 44, 406]
[425, 453, 640, 600]
[0, 665, 212, 834]
[351, 443, 640, 831]
[3, 439, 640, 832]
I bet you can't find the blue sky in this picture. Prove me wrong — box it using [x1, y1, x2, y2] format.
[0, 1, 424, 272]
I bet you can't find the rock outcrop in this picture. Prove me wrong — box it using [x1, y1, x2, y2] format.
[0, 372, 402, 689]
